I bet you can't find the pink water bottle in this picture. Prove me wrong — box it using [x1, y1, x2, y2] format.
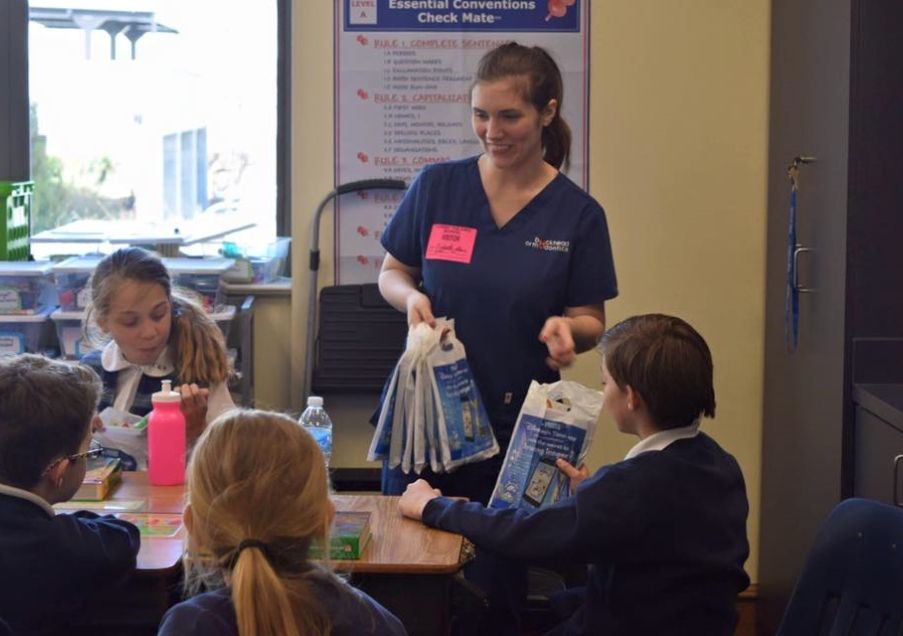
[148, 379, 186, 486]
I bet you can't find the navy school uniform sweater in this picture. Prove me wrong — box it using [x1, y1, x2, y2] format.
[159, 572, 407, 636]
[421, 432, 750, 636]
[0, 490, 140, 635]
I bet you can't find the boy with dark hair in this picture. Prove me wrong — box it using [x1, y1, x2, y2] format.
[399, 314, 750, 635]
[0, 354, 140, 635]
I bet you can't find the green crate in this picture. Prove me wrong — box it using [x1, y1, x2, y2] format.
[0, 181, 33, 261]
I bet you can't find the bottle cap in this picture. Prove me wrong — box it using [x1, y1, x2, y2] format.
[307, 395, 323, 408]
[152, 379, 182, 403]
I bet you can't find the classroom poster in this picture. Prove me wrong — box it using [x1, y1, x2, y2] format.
[334, 0, 590, 284]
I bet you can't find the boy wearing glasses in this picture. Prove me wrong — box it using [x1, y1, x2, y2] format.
[0, 354, 140, 635]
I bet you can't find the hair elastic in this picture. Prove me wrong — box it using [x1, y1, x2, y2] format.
[224, 538, 270, 569]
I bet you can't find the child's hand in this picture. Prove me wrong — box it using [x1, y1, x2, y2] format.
[91, 414, 105, 433]
[556, 458, 590, 495]
[177, 383, 209, 443]
[398, 479, 443, 521]
[540, 317, 576, 369]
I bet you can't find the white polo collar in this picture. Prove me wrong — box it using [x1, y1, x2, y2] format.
[624, 421, 701, 460]
[101, 340, 174, 377]
[0, 482, 55, 518]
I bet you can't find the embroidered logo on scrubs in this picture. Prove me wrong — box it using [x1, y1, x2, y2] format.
[525, 237, 570, 253]
[426, 224, 477, 264]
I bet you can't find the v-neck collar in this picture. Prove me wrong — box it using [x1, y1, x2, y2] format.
[471, 156, 562, 232]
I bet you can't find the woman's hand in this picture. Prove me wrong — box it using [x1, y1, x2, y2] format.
[398, 479, 443, 520]
[406, 290, 436, 328]
[555, 458, 590, 495]
[379, 254, 435, 327]
[178, 383, 209, 443]
[540, 316, 577, 369]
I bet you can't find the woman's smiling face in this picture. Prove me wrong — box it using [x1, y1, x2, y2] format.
[471, 75, 555, 171]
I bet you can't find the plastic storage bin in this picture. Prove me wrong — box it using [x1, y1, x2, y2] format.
[51, 255, 104, 311]
[0, 307, 53, 354]
[222, 237, 291, 284]
[163, 257, 234, 312]
[0, 261, 58, 315]
[50, 309, 98, 359]
[1, 181, 33, 261]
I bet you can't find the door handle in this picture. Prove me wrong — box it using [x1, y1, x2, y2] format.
[793, 245, 815, 293]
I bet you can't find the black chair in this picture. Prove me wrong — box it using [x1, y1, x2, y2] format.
[777, 498, 903, 635]
[521, 563, 588, 634]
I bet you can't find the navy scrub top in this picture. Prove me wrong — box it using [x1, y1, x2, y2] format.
[381, 155, 617, 442]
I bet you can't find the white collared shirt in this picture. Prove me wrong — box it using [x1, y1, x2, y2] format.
[101, 340, 175, 414]
[0, 482, 55, 518]
[624, 421, 701, 461]
[100, 340, 235, 423]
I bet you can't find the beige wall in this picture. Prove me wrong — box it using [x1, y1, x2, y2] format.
[249, 294, 293, 411]
[286, 1, 769, 579]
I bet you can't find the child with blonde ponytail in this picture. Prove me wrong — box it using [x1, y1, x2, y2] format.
[81, 247, 234, 468]
[158, 409, 406, 636]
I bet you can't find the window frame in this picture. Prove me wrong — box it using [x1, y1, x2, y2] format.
[0, 0, 30, 182]
[0, 0, 291, 245]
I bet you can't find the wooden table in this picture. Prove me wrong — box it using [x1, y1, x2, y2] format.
[71, 473, 464, 635]
[331, 494, 463, 575]
[106, 473, 185, 572]
[330, 494, 465, 635]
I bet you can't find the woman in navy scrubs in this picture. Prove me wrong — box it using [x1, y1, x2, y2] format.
[378, 42, 618, 504]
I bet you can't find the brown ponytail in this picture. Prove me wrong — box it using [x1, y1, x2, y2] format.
[542, 112, 572, 172]
[170, 292, 229, 385]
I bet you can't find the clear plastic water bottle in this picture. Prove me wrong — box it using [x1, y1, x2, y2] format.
[299, 395, 332, 466]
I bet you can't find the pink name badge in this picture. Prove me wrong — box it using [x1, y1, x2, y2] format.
[425, 224, 477, 264]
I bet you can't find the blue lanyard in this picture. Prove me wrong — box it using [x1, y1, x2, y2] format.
[784, 178, 799, 353]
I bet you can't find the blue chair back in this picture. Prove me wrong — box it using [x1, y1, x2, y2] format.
[777, 498, 903, 635]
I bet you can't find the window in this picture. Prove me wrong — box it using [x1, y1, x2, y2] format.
[1, 0, 289, 256]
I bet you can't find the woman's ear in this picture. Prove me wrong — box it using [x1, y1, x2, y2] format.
[542, 98, 558, 127]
